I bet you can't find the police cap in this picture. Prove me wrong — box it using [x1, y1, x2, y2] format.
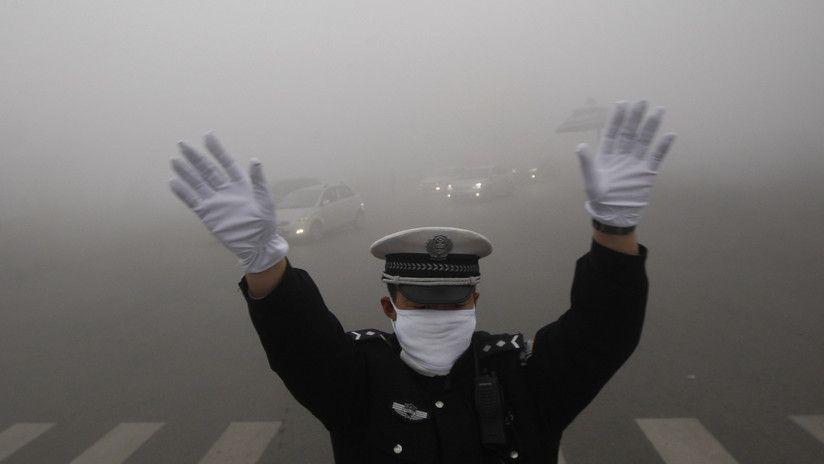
[370, 227, 493, 305]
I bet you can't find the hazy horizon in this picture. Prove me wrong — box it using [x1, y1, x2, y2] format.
[2, 1, 823, 228]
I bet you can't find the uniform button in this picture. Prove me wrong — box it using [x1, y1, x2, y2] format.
[510, 450, 519, 459]
[434, 400, 444, 409]
[393, 444, 403, 454]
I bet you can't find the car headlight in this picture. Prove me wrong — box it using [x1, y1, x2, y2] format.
[435, 186, 441, 191]
[474, 182, 483, 189]
[296, 228, 305, 235]
[447, 184, 453, 191]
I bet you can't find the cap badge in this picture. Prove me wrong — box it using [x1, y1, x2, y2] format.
[425, 235, 453, 261]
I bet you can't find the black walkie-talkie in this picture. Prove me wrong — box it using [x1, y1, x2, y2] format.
[475, 372, 507, 445]
[474, 340, 508, 447]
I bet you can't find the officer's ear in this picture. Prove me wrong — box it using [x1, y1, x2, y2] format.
[380, 296, 396, 321]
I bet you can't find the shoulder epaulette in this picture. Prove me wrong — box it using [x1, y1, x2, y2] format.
[477, 332, 526, 358]
[348, 329, 390, 342]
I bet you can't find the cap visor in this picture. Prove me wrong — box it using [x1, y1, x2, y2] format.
[397, 285, 474, 305]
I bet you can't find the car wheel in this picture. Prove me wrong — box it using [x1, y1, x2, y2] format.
[353, 210, 365, 229]
[310, 221, 324, 242]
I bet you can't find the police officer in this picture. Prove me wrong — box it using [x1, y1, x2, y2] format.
[168, 100, 676, 463]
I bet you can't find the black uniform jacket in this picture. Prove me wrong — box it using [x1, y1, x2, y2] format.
[238, 240, 648, 463]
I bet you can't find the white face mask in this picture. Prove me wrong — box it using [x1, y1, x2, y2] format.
[390, 298, 476, 377]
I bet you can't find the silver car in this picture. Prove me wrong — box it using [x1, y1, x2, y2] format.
[446, 165, 515, 200]
[276, 183, 366, 241]
[417, 167, 465, 195]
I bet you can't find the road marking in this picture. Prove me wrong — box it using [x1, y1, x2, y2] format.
[0, 423, 55, 461]
[16, 416, 824, 462]
[636, 418, 739, 464]
[69, 422, 164, 464]
[197, 421, 282, 464]
[790, 415, 824, 444]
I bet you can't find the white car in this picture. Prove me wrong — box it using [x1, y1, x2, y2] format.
[276, 183, 365, 241]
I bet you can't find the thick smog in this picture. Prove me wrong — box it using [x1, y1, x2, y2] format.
[1, 2, 823, 463]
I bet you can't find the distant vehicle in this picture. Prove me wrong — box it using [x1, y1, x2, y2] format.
[526, 156, 558, 183]
[276, 183, 365, 242]
[527, 167, 542, 181]
[270, 177, 323, 203]
[446, 165, 515, 200]
[418, 167, 465, 195]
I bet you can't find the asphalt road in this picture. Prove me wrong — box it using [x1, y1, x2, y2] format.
[1, 167, 823, 463]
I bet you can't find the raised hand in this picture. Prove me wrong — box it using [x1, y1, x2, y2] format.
[576, 100, 676, 230]
[168, 133, 288, 273]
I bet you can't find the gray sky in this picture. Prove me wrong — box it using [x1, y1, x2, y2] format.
[1, 0, 823, 225]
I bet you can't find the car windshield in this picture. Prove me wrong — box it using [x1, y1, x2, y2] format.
[271, 178, 321, 198]
[457, 168, 490, 179]
[278, 187, 321, 208]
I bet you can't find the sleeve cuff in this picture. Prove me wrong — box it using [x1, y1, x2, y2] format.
[238, 260, 293, 304]
[588, 239, 648, 286]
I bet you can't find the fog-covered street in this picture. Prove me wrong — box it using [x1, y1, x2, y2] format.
[2, 1, 824, 463]
[2, 165, 823, 462]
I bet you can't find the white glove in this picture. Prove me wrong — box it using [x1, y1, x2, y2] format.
[168, 133, 288, 273]
[576, 100, 677, 229]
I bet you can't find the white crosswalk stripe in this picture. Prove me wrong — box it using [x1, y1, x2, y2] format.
[197, 421, 282, 464]
[5, 416, 823, 462]
[636, 418, 740, 464]
[790, 415, 824, 444]
[68, 422, 164, 464]
[0, 423, 54, 462]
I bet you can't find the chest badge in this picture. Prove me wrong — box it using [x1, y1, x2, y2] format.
[391, 401, 429, 422]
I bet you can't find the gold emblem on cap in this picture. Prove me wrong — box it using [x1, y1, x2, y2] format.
[425, 235, 453, 261]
